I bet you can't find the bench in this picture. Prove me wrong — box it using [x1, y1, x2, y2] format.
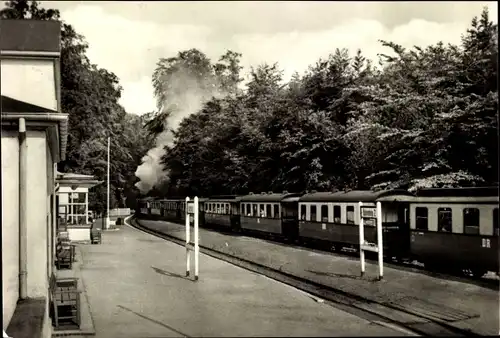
[49, 273, 81, 330]
[90, 227, 102, 244]
[55, 239, 73, 270]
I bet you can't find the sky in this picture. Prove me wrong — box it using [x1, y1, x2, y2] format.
[32, 1, 499, 116]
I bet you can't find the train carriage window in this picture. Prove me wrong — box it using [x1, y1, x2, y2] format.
[333, 206, 341, 223]
[273, 204, 279, 219]
[494, 208, 499, 236]
[310, 205, 317, 222]
[321, 205, 329, 223]
[259, 204, 265, 217]
[241, 204, 244, 215]
[415, 207, 428, 231]
[225, 204, 230, 215]
[463, 208, 479, 235]
[346, 206, 355, 224]
[266, 204, 272, 218]
[252, 204, 257, 217]
[246, 204, 251, 216]
[300, 205, 306, 220]
[437, 208, 452, 232]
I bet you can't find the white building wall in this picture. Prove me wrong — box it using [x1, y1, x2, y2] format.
[1, 132, 20, 329]
[26, 131, 48, 298]
[0, 58, 57, 111]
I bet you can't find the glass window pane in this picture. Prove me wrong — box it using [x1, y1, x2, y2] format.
[300, 205, 306, 220]
[274, 205, 279, 219]
[333, 206, 341, 223]
[463, 208, 479, 234]
[321, 205, 328, 222]
[346, 206, 354, 224]
[415, 207, 428, 230]
[438, 208, 452, 232]
[310, 205, 317, 222]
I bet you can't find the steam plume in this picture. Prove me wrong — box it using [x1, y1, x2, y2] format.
[135, 64, 225, 195]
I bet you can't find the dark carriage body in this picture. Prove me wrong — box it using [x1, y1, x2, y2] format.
[205, 195, 242, 231]
[298, 189, 415, 256]
[240, 192, 303, 237]
[408, 187, 499, 276]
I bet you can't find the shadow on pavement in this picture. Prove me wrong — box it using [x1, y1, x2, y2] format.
[305, 269, 380, 283]
[116, 305, 190, 337]
[151, 266, 192, 282]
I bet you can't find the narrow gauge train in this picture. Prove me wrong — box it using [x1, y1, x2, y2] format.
[135, 187, 499, 278]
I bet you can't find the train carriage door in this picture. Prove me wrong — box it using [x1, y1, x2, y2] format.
[396, 202, 411, 257]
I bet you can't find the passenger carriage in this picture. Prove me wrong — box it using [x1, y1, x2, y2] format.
[159, 199, 181, 222]
[298, 190, 415, 257]
[408, 187, 499, 277]
[204, 195, 241, 231]
[280, 192, 302, 242]
[240, 192, 302, 237]
[179, 197, 207, 226]
[149, 200, 162, 219]
[137, 197, 156, 219]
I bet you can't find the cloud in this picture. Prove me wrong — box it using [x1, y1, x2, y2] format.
[57, 3, 497, 116]
[60, 5, 212, 115]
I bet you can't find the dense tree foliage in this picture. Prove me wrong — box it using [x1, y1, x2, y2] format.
[145, 7, 497, 197]
[1, 1, 153, 213]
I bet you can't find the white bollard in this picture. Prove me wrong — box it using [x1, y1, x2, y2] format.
[185, 197, 190, 277]
[358, 201, 365, 276]
[194, 196, 199, 281]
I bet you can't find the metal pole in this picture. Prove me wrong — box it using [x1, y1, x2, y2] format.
[19, 118, 28, 299]
[376, 201, 384, 280]
[194, 197, 199, 281]
[358, 202, 365, 277]
[86, 190, 89, 224]
[185, 197, 190, 277]
[106, 136, 110, 230]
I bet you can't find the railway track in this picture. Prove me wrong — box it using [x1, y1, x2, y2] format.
[128, 217, 482, 337]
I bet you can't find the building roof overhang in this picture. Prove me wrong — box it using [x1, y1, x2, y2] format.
[56, 171, 103, 190]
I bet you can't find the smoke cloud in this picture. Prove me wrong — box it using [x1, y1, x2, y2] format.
[134, 65, 226, 195]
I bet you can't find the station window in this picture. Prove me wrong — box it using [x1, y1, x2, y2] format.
[415, 207, 428, 230]
[437, 208, 452, 232]
[300, 205, 306, 220]
[493, 208, 498, 236]
[252, 204, 258, 217]
[333, 206, 341, 223]
[266, 204, 272, 218]
[273, 204, 279, 219]
[346, 206, 355, 224]
[463, 208, 479, 235]
[310, 205, 317, 222]
[321, 205, 329, 223]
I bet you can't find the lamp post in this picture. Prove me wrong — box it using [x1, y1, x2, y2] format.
[106, 136, 110, 230]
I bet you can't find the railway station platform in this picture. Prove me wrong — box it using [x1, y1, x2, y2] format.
[73, 218, 412, 337]
[136, 218, 500, 336]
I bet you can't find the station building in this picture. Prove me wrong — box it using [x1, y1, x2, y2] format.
[56, 172, 102, 241]
[1, 19, 67, 337]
